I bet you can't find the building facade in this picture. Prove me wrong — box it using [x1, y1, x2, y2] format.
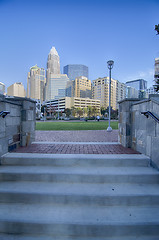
[92, 77, 118, 110]
[126, 79, 147, 99]
[73, 76, 92, 98]
[45, 97, 100, 114]
[45, 74, 69, 100]
[126, 86, 139, 98]
[117, 81, 126, 102]
[7, 83, 26, 98]
[63, 64, 88, 80]
[0, 82, 5, 95]
[154, 58, 159, 79]
[27, 65, 46, 102]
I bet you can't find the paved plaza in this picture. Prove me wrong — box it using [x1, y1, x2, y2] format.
[13, 130, 140, 154]
[35, 129, 119, 142]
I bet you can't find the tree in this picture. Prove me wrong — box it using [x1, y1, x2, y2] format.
[71, 106, 76, 117]
[101, 106, 107, 116]
[87, 106, 93, 118]
[76, 107, 83, 118]
[155, 24, 159, 35]
[83, 107, 88, 117]
[64, 108, 71, 118]
[92, 106, 98, 117]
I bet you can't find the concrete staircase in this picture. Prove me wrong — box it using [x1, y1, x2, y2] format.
[0, 152, 159, 239]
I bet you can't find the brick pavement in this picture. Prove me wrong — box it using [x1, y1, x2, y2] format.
[14, 143, 140, 154]
[12, 130, 140, 154]
[35, 130, 118, 142]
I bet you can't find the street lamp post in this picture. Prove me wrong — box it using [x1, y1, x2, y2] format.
[107, 60, 114, 132]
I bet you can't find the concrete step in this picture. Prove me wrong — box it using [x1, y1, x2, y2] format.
[0, 181, 159, 206]
[0, 165, 158, 183]
[0, 235, 159, 240]
[1, 153, 150, 167]
[0, 203, 159, 237]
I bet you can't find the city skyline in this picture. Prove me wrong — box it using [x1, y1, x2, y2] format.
[0, 0, 159, 90]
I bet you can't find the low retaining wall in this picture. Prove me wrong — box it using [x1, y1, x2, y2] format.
[119, 97, 159, 169]
[0, 94, 36, 157]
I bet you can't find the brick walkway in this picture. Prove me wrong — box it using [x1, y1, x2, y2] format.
[35, 130, 118, 142]
[12, 130, 140, 155]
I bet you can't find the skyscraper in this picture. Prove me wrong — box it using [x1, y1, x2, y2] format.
[45, 46, 69, 101]
[27, 65, 46, 102]
[47, 47, 60, 77]
[63, 64, 88, 80]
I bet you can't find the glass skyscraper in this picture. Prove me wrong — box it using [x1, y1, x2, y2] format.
[63, 64, 88, 80]
[45, 47, 69, 101]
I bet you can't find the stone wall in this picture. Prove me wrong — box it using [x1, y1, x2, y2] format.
[119, 97, 159, 169]
[0, 94, 36, 157]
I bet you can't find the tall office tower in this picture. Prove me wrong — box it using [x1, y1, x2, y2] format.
[7, 83, 26, 97]
[63, 64, 88, 80]
[27, 65, 46, 102]
[92, 77, 117, 110]
[0, 82, 5, 95]
[45, 46, 70, 101]
[47, 46, 60, 79]
[126, 79, 147, 98]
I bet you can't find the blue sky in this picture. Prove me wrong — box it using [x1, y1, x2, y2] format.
[0, 0, 159, 90]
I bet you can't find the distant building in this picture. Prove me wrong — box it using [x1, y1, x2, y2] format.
[45, 74, 69, 100]
[154, 58, 159, 92]
[92, 77, 118, 110]
[47, 46, 60, 76]
[45, 97, 100, 113]
[27, 65, 46, 102]
[7, 82, 26, 98]
[0, 82, 5, 95]
[117, 81, 126, 102]
[74, 76, 92, 98]
[154, 58, 159, 79]
[126, 79, 147, 99]
[66, 76, 92, 98]
[126, 86, 139, 98]
[146, 87, 159, 96]
[63, 64, 88, 80]
[45, 47, 69, 101]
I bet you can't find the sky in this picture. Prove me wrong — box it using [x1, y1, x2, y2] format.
[0, 0, 159, 91]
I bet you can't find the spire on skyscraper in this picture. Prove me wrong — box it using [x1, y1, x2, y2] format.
[50, 46, 58, 56]
[47, 46, 60, 75]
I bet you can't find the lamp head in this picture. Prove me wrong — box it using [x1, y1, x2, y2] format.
[107, 60, 114, 69]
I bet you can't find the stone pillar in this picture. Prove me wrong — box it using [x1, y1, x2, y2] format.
[21, 99, 36, 147]
[118, 99, 139, 148]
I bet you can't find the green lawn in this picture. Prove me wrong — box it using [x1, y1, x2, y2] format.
[36, 121, 118, 131]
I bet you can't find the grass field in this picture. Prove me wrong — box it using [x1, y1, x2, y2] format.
[36, 121, 118, 131]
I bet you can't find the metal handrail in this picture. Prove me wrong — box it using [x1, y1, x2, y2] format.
[141, 111, 159, 123]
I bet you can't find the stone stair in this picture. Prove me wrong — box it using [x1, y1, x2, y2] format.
[0, 152, 159, 239]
